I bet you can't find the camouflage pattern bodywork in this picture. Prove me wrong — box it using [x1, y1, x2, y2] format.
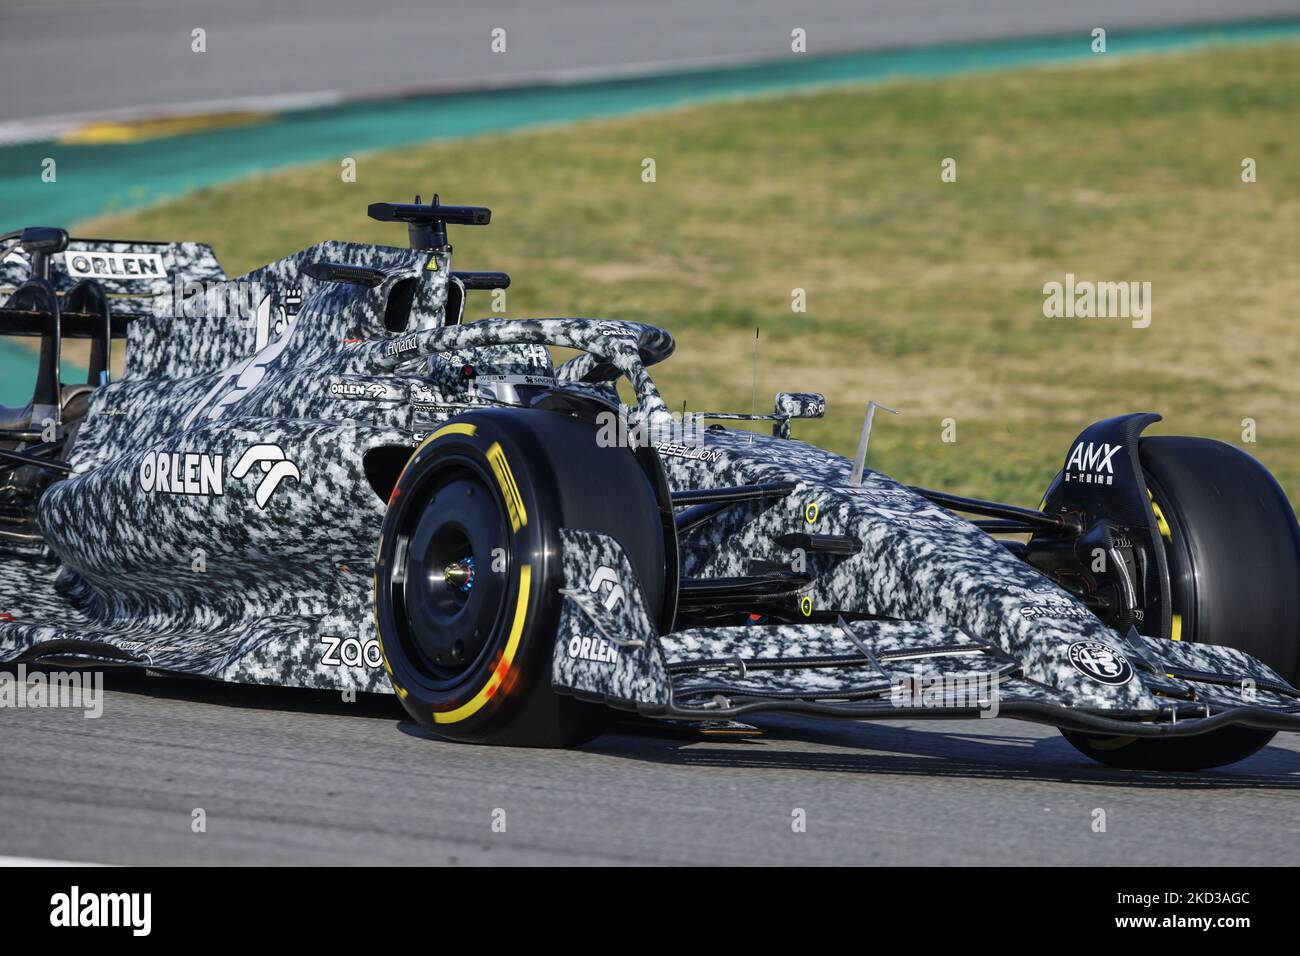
[1, 232, 1298, 739]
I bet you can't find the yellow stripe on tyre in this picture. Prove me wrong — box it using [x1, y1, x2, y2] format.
[486, 441, 528, 531]
[434, 564, 531, 724]
[1147, 489, 1172, 540]
[397, 422, 479, 488]
[414, 421, 477, 457]
[379, 421, 480, 693]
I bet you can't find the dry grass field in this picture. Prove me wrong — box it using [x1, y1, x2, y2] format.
[84, 41, 1300, 504]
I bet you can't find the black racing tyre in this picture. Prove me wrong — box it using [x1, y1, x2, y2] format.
[375, 407, 670, 748]
[1063, 436, 1300, 770]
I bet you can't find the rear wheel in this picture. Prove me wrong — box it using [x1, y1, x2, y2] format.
[375, 407, 670, 747]
[1062, 437, 1300, 770]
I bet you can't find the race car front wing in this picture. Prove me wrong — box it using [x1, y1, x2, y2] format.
[554, 530, 1300, 738]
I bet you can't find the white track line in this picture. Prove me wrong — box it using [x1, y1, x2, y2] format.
[0, 49, 787, 146]
[0, 854, 109, 867]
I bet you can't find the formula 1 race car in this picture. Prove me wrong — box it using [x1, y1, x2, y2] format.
[2, 198, 1298, 770]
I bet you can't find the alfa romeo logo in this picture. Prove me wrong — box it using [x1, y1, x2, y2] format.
[1067, 640, 1134, 686]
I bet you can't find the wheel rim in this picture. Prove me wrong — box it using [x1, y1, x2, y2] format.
[396, 469, 510, 684]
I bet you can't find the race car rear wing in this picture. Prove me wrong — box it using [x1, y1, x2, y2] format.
[0, 228, 226, 443]
[1, 229, 225, 316]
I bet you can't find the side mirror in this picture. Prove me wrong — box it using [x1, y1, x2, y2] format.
[19, 227, 69, 255]
[19, 227, 69, 280]
[773, 391, 825, 438]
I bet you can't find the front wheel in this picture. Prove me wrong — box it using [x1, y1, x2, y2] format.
[1062, 436, 1300, 770]
[374, 407, 670, 747]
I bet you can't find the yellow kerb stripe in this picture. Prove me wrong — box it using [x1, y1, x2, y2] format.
[59, 111, 268, 144]
[434, 563, 531, 724]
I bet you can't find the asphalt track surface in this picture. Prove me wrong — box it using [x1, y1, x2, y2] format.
[1, 670, 1296, 865]
[3, 0, 1299, 124]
